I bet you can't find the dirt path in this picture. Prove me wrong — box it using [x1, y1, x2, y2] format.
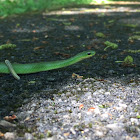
[0, 3, 140, 139]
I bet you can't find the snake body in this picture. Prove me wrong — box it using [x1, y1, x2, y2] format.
[0, 50, 95, 80]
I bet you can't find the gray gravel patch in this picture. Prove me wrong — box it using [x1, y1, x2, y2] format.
[10, 74, 140, 140]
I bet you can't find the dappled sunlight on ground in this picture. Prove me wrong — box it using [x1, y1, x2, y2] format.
[43, 3, 140, 16]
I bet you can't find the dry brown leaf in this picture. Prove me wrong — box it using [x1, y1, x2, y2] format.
[34, 46, 44, 50]
[4, 115, 17, 122]
[72, 73, 83, 79]
[0, 132, 4, 137]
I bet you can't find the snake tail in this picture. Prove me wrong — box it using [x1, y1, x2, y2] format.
[5, 60, 20, 80]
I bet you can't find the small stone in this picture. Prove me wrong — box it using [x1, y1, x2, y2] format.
[77, 88, 81, 91]
[84, 128, 89, 133]
[27, 110, 33, 115]
[130, 118, 139, 125]
[115, 103, 127, 111]
[104, 92, 110, 95]
[119, 103, 127, 108]
[47, 77, 56, 81]
[84, 92, 92, 99]
[71, 100, 77, 104]
[70, 127, 76, 134]
[42, 135, 57, 140]
[66, 92, 72, 97]
[108, 70, 115, 75]
[100, 113, 109, 121]
[93, 91, 98, 96]
[41, 136, 57, 140]
[94, 108, 101, 115]
[95, 130, 104, 137]
[106, 123, 123, 131]
[24, 133, 34, 140]
[31, 103, 36, 107]
[93, 89, 105, 96]
[17, 112, 28, 120]
[4, 132, 16, 140]
[0, 120, 16, 130]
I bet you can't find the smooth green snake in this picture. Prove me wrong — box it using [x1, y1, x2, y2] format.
[1, 50, 96, 80]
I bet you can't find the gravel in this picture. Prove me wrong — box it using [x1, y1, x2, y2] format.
[10, 74, 139, 140]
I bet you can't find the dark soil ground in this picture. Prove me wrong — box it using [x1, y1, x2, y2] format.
[0, 3, 140, 139]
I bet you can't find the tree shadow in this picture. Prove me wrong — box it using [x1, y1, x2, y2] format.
[0, 2, 139, 117]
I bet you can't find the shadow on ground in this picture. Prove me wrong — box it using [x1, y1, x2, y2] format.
[0, 3, 139, 118]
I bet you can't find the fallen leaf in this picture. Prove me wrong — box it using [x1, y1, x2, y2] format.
[61, 53, 70, 58]
[32, 30, 36, 33]
[54, 52, 60, 55]
[24, 117, 30, 121]
[79, 104, 84, 110]
[88, 107, 95, 112]
[101, 54, 108, 59]
[89, 23, 94, 26]
[32, 37, 39, 41]
[16, 23, 20, 27]
[34, 46, 44, 50]
[0, 132, 4, 137]
[69, 18, 75, 22]
[0, 34, 4, 38]
[64, 35, 69, 37]
[66, 45, 75, 49]
[19, 39, 31, 42]
[63, 22, 71, 26]
[54, 52, 70, 58]
[41, 41, 48, 44]
[4, 115, 17, 121]
[63, 132, 70, 137]
[72, 73, 83, 79]
[96, 79, 107, 82]
[86, 46, 92, 50]
[108, 113, 113, 119]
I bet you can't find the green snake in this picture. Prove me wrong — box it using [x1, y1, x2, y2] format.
[0, 50, 95, 80]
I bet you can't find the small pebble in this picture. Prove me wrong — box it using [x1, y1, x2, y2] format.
[4, 132, 16, 140]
